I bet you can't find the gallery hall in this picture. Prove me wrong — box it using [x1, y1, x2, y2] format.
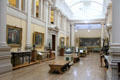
[0, 0, 119, 80]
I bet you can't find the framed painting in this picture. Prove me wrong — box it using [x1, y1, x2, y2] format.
[66, 37, 69, 48]
[60, 37, 65, 48]
[7, 25, 22, 47]
[33, 32, 44, 47]
[79, 38, 100, 47]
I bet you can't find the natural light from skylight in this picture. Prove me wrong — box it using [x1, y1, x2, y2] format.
[65, 0, 105, 20]
[75, 24, 101, 30]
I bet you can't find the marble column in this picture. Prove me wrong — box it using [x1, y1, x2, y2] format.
[16, 0, 22, 10]
[54, 9, 57, 25]
[101, 23, 104, 47]
[56, 10, 60, 50]
[68, 22, 71, 47]
[64, 17, 67, 46]
[43, 1, 46, 22]
[22, 0, 26, 12]
[71, 24, 75, 47]
[0, 0, 12, 74]
[44, 0, 49, 47]
[18, 0, 21, 10]
[48, 5, 51, 25]
[40, 0, 43, 20]
[33, 0, 36, 17]
[56, 10, 59, 27]
[38, 0, 41, 19]
[7, 0, 9, 4]
[25, 0, 27, 13]
[26, 0, 32, 49]
[57, 11, 61, 29]
[61, 15, 63, 30]
[107, 0, 120, 80]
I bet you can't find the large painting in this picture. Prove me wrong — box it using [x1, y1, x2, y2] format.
[33, 32, 44, 47]
[7, 26, 22, 47]
[79, 38, 100, 47]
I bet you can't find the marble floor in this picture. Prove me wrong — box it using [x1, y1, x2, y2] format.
[0, 53, 105, 80]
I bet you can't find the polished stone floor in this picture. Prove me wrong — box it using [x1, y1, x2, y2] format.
[0, 53, 105, 80]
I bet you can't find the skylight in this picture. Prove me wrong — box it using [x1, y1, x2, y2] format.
[75, 24, 101, 30]
[65, 0, 106, 20]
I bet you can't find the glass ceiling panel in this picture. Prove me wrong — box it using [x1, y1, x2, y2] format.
[65, 0, 105, 20]
[75, 24, 101, 29]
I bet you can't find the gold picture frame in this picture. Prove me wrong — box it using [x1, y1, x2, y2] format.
[33, 32, 44, 48]
[6, 25, 22, 47]
[79, 37, 101, 47]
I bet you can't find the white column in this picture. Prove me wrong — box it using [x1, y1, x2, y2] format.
[44, 0, 49, 46]
[54, 9, 57, 25]
[61, 15, 63, 30]
[7, 0, 9, 5]
[64, 17, 67, 31]
[25, 0, 27, 13]
[18, 0, 21, 10]
[26, 0, 32, 48]
[101, 23, 104, 47]
[71, 24, 75, 47]
[107, 0, 120, 80]
[112, 0, 120, 44]
[40, 0, 43, 20]
[38, 0, 41, 19]
[57, 11, 61, 29]
[16, 0, 21, 10]
[43, 1, 46, 22]
[48, 5, 51, 24]
[64, 17, 67, 46]
[56, 10, 59, 27]
[0, 0, 12, 74]
[68, 22, 71, 47]
[0, 0, 8, 47]
[110, 0, 120, 60]
[33, 0, 36, 17]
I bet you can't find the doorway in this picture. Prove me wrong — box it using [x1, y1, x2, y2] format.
[52, 35, 56, 51]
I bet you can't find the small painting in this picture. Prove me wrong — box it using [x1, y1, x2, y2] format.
[33, 32, 44, 47]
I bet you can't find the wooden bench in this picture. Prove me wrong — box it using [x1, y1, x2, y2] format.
[49, 60, 70, 74]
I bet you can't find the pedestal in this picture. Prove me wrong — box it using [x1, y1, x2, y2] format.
[60, 48, 64, 56]
[106, 44, 120, 80]
[0, 47, 12, 74]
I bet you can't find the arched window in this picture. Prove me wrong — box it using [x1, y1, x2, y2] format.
[51, 10, 54, 24]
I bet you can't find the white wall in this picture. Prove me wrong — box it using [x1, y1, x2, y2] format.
[75, 29, 101, 38]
